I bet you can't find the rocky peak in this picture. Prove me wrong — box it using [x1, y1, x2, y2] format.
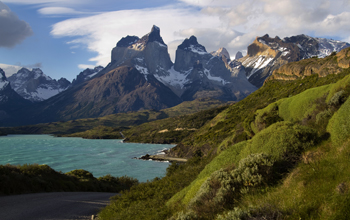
[174, 36, 210, 72]
[211, 47, 230, 62]
[177, 36, 207, 54]
[138, 25, 166, 46]
[241, 34, 350, 88]
[7, 68, 71, 102]
[116, 36, 139, 47]
[235, 51, 243, 60]
[0, 68, 10, 91]
[72, 66, 104, 86]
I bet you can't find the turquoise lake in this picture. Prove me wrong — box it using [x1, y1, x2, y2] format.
[0, 134, 173, 182]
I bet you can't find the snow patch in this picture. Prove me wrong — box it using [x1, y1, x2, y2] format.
[0, 81, 9, 91]
[156, 41, 167, 48]
[154, 66, 190, 89]
[247, 56, 274, 79]
[204, 69, 230, 85]
[135, 65, 149, 80]
[188, 45, 208, 55]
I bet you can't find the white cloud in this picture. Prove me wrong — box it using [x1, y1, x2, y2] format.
[48, 0, 350, 69]
[78, 64, 95, 69]
[0, 2, 33, 47]
[51, 7, 227, 66]
[0, 64, 22, 77]
[38, 7, 90, 15]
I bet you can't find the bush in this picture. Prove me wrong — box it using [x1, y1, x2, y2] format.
[328, 90, 346, 107]
[243, 121, 318, 164]
[216, 207, 251, 220]
[65, 169, 94, 180]
[188, 154, 274, 219]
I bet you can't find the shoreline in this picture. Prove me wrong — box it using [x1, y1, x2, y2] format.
[136, 151, 188, 163]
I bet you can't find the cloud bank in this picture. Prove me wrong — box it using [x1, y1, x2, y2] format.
[0, 2, 33, 48]
[43, 0, 350, 68]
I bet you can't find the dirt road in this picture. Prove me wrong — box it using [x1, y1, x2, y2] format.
[0, 192, 116, 220]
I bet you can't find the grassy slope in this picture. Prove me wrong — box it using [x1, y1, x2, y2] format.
[169, 68, 350, 158]
[165, 70, 350, 218]
[98, 52, 350, 219]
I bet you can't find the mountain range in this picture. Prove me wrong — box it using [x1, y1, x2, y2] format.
[238, 34, 350, 87]
[0, 26, 349, 126]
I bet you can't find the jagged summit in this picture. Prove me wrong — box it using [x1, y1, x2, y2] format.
[142, 25, 165, 45]
[116, 36, 139, 47]
[8, 68, 71, 102]
[0, 68, 9, 91]
[177, 36, 207, 54]
[239, 34, 350, 87]
[235, 51, 243, 60]
[71, 66, 104, 86]
[211, 48, 230, 61]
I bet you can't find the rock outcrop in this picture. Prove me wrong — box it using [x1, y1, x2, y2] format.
[268, 47, 350, 81]
[239, 34, 350, 87]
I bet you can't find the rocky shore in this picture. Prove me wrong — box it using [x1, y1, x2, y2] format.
[136, 151, 187, 163]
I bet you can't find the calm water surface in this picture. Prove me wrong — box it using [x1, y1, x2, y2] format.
[0, 135, 173, 182]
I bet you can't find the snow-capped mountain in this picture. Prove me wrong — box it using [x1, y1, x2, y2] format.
[0, 68, 10, 93]
[0, 68, 31, 122]
[239, 34, 350, 87]
[8, 68, 71, 102]
[111, 26, 256, 101]
[71, 66, 104, 86]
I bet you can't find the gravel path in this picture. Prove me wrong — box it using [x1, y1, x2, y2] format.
[0, 192, 116, 220]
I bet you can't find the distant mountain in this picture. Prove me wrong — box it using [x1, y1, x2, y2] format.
[111, 26, 256, 101]
[0, 26, 257, 126]
[71, 66, 104, 86]
[268, 47, 350, 81]
[0, 68, 31, 122]
[238, 34, 350, 87]
[8, 68, 71, 102]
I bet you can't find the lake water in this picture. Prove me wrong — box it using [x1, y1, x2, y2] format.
[0, 134, 173, 182]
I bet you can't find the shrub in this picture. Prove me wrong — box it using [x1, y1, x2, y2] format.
[65, 169, 94, 180]
[328, 90, 346, 107]
[216, 207, 251, 220]
[170, 211, 198, 220]
[315, 109, 333, 125]
[188, 154, 274, 219]
[252, 102, 283, 133]
[243, 121, 319, 164]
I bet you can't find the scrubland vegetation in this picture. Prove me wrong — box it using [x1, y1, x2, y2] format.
[0, 164, 138, 195]
[3, 53, 350, 219]
[97, 56, 350, 219]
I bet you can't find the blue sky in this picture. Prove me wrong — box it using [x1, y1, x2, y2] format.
[1, 0, 350, 81]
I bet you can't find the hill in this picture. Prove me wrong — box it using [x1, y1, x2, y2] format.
[97, 48, 350, 219]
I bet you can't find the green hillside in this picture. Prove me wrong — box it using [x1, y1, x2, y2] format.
[98, 52, 350, 219]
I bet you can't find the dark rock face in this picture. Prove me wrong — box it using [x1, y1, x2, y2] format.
[111, 25, 172, 77]
[71, 66, 104, 86]
[235, 51, 243, 60]
[116, 36, 139, 47]
[172, 37, 256, 101]
[0, 68, 31, 123]
[8, 68, 71, 102]
[174, 36, 211, 72]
